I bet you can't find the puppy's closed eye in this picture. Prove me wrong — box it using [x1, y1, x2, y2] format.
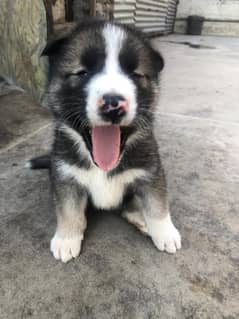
[67, 69, 89, 78]
[132, 71, 145, 79]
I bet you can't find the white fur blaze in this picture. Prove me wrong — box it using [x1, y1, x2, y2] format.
[144, 214, 181, 254]
[50, 233, 83, 263]
[86, 23, 137, 126]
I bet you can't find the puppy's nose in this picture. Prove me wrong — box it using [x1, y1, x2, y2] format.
[99, 94, 128, 124]
[102, 94, 125, 109]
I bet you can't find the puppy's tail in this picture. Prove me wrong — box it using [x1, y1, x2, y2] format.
[26, 154, 51, 169]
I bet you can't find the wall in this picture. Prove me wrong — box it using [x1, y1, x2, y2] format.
[113, 0, 178, 35]
[175, 0, 239, 36]
[0, 0, 47, 100]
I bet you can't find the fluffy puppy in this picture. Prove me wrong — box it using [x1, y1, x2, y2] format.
[32, 20, 181, 262]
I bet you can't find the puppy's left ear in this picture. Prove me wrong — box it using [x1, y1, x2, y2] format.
[151, 48, 164, 73]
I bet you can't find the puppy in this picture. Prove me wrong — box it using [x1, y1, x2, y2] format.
[31, 19, 181, 262]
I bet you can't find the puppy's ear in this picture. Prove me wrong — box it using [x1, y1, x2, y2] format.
[41, 36, 68, 56]
[151, 48, 164, 73]
[42, 23, 77, 56]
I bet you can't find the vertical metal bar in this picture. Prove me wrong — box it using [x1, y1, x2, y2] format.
[109, 0, 114, 21]
[65, 0, 74, 21]
[89, 0, 96, 17]
[43, 0, 54, 38]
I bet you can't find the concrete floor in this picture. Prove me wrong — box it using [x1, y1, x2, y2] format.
[0, 35, 239, 319]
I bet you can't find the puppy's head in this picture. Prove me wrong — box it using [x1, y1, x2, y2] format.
[44, 20, 164, 170]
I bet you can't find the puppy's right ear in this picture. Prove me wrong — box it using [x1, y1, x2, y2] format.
[41, 36, 68, 56]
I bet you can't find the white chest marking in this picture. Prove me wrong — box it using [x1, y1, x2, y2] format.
[57, 161, 147, 209]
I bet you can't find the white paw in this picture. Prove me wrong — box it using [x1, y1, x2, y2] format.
[50, 232, 83, 263]
[146, 215, 181, 254]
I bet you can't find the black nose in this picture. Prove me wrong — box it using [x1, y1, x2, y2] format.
[102, 94, 125, 108]
[100, 94, 126, 124]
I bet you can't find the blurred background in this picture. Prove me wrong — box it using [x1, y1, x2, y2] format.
[1, 0, 238, 100]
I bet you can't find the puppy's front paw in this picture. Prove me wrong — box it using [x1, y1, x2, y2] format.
[146, 215, 181, 254]
[50, 232, 83, 263]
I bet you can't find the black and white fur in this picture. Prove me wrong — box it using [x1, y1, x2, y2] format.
[31, 20, 181, 263]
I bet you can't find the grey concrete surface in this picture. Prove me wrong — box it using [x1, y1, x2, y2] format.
[0, 35, 239, 318]
[153, 34, 239, 123]
[0, 91, 49, 150]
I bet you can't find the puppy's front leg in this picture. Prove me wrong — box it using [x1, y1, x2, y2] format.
[50, 180, 87, 263]
[140, 171, 181, 254]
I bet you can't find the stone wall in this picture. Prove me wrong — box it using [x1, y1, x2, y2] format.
[0, 0, 47, 100]
[176, 0, 239, 20]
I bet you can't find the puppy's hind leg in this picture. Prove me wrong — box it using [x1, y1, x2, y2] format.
[142, 170, 181, 254]
[122, 197, 149, 235]
[50, 180, 87, 263]
[128, 169, 181, 254]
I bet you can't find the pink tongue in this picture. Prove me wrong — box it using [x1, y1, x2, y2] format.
[92, 125, 120, 171]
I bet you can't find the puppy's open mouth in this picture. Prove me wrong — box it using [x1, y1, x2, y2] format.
[82, 125, 133, 171]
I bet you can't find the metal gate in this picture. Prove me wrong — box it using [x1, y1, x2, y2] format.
[165, 0, 178, 33]
[113, 0, 178, 35]
[113, 0, 136, 25]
